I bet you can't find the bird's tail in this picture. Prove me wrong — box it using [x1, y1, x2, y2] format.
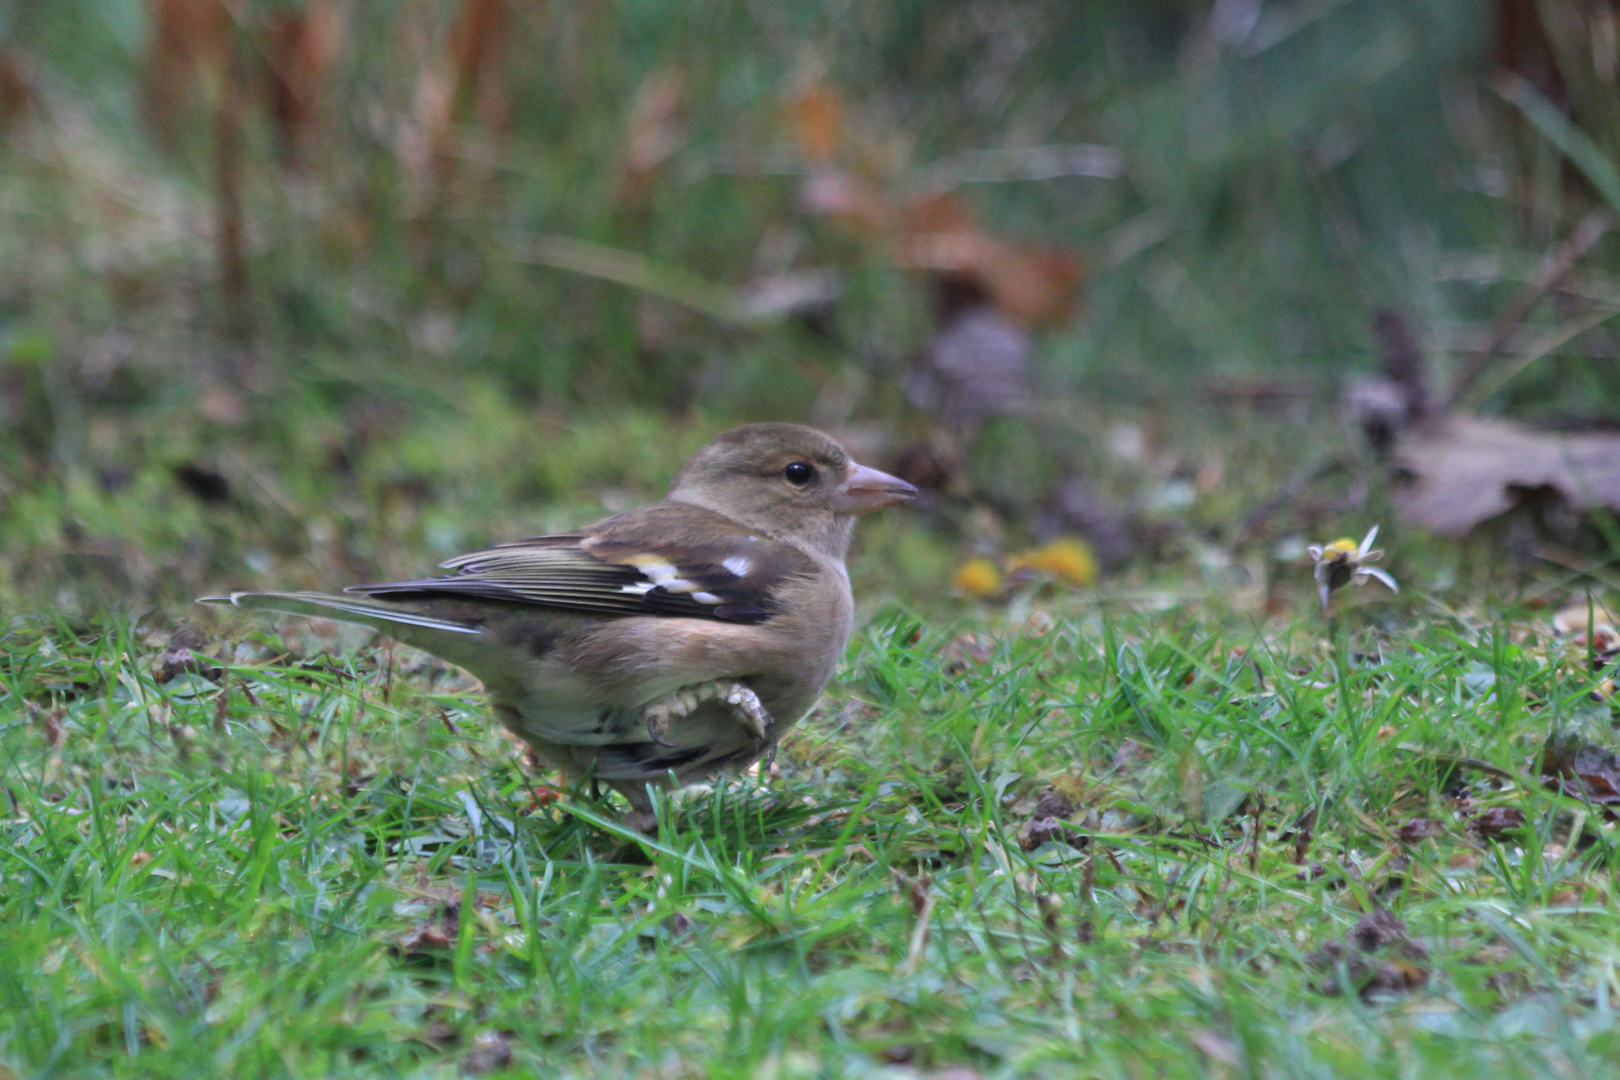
[197, 591, 481, 637]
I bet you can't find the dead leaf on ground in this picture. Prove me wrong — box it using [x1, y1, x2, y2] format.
[1022, 788, 1082, 851]
[1395, 817, 1444, 844]
[392, 886, 482, 961]
[1307, 907, 1429, 1001]
[1190, 1029, 1243, 1069]
[942, 633, 995, 670]
[896, 192, 1083, 328]
[1393, 415, 1620, 535]
[461, 1030, 516, 1075]
[904, 304, 1031, 425]
[0, 48, 36, 129]
[1039, 475, 1137, 569]
[1541, 733, 1620, 810]
[1470, 805, 1527, 838]
[786, 82, 845, 164]
[615, 69, 685, 205]
[152, 625, 223, 684]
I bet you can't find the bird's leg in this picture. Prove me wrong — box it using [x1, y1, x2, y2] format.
[643, 679, 773, 746]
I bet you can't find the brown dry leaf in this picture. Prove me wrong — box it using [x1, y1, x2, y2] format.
[1541, 734, 1620, 809]
[942, 633, 995, 670]
[1393, 415, 1620, 535]
[1470, 805, 1527, 839]
[35, 705, 64, 749]
[0, 49, 36, 130]
[1551, 601, 1620, 635]
[616, 69, 685, 204]
[415, 0, 520, 193]
[446, 0, 513, 131]
[152, 625, 222, 684]
[796, 160, 1081, 329]
[896, 193, 1082, 327]
[1022, 788, 1081, 851]
[461, 1030, 515, 1075]
[786, 83, 845, 163]
[1395, 817, 1444, 844]
[393, 888, 465, 959]
[1307, 907, 1429, 1001]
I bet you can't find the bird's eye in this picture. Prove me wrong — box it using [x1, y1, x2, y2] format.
[782, 461, 815, 486]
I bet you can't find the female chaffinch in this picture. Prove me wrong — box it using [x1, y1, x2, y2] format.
[203, 423, 916, 826]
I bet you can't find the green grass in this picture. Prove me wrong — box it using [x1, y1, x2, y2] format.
[6, 592, 1620, 1078]
[7, 0, 1620, 1074]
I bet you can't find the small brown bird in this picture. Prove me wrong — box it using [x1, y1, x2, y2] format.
[202, 424, 916, 827]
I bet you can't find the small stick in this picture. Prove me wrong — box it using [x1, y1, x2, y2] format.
[1444, 210, 1610, 411]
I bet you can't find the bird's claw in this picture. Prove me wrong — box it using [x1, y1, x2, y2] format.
[717, 681, 772, 742]
[642, 685, 698, 746]
[642, 679, 774, 746]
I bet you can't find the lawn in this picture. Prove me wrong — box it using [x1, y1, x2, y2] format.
[7, 559, 1620, 1077]
[6, 0, 1620, 1075]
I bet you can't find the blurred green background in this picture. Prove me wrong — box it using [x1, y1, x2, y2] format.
[1, 0, 1615, 614]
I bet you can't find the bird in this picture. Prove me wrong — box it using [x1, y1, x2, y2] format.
[201, 423, 917, 828]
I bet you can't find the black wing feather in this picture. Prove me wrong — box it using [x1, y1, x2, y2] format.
[344, 505, 813, 625]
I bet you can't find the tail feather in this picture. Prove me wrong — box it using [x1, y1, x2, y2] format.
[197, 591, 481, 636]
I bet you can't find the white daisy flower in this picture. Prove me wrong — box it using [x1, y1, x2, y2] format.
[1307, 525, 1399, 613]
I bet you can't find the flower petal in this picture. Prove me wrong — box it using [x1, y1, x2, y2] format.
[1362, 566, 1400, 593]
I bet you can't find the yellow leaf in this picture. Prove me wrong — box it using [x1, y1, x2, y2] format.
[952, 557, 1002, 598]
[1008, 538, 1097, 587]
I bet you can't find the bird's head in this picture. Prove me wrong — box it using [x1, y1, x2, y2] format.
[669, 423, 917, 560]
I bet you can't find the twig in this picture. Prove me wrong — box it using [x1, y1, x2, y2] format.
[1455, 304, 1620, 414]
[1444, 210, 1610, 411]
[214, 43, 250, 341]
[516, 234, 747, 323]
[1235, 454, 1345, 543]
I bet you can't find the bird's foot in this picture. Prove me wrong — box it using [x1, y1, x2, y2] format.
[643, 679, 773, 746]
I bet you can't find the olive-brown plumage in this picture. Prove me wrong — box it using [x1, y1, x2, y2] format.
[202, 424, 915, 825]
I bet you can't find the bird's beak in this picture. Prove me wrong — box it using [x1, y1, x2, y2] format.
[831, 462, 918, 514]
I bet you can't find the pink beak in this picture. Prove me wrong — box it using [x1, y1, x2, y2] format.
[831, 461, 918, 514]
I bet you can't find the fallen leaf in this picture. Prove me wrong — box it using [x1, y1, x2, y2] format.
[1393, 415, 1620, 535]
[1471, 805, 1527, 838]
[461, 1030, 515, 1075]
[1190, 1029, 1242, 1069]
[786, 83, 845, 164]
[0, 48, 35, 130]
[152, 626, 223, 684]
[942, 633, 995, 669]
[1007, 538, 1098, 587]
[1541, 733, 1620, 808]
[1039, 476, 1136, 569]
[904, 305, 1032, 425]
[952, 557, 1002, 598]
[1395, 818, 1444, 843]
[616, 69, 685, 204]
[1307, 907, 1429, 1001]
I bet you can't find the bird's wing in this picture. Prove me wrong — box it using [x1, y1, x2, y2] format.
[345, 504, 815, 625]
